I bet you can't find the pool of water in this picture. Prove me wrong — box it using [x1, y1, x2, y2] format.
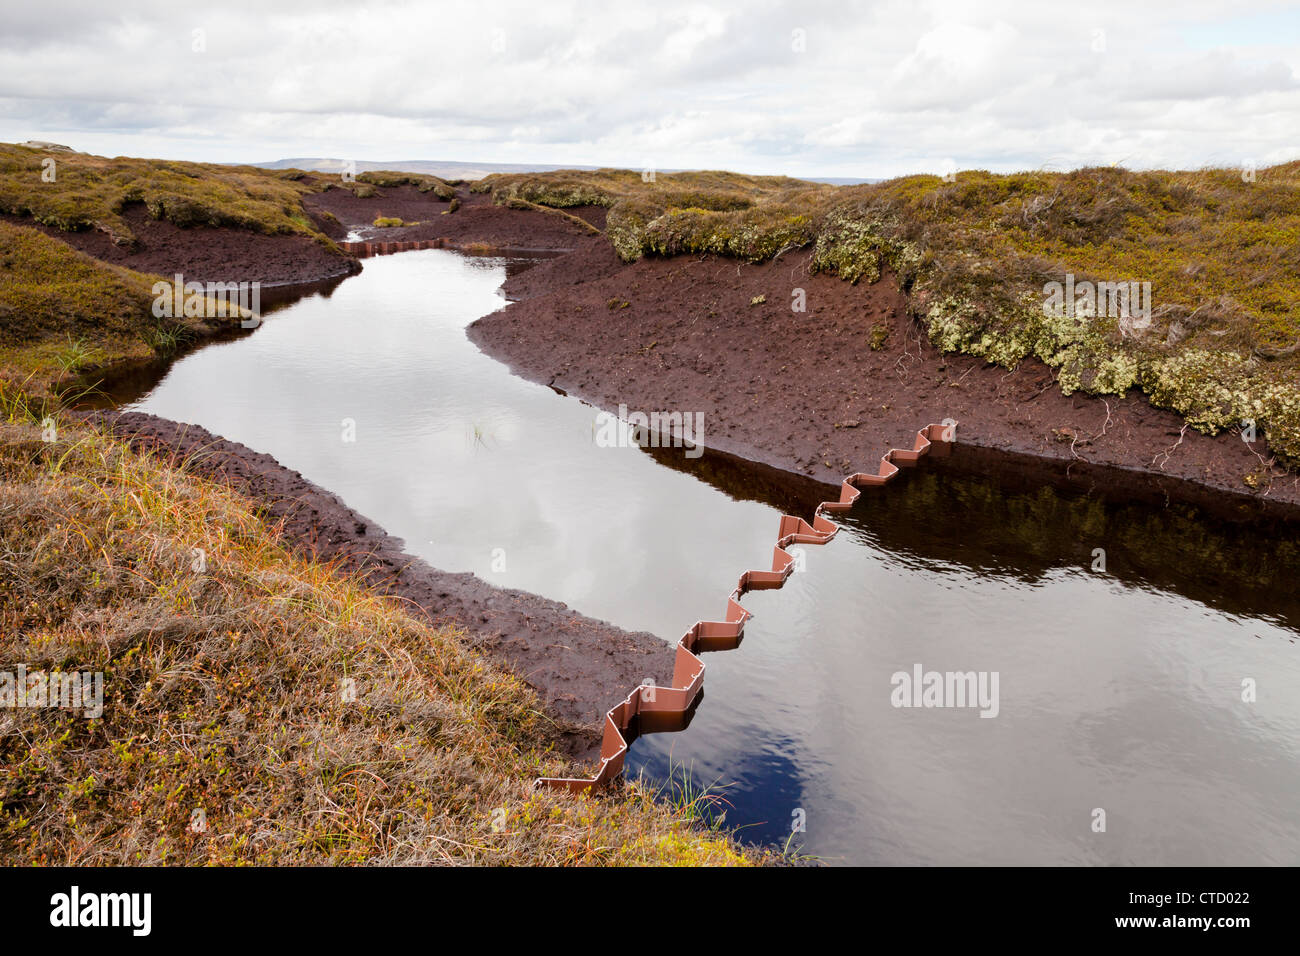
[113, 248, 1300, 865]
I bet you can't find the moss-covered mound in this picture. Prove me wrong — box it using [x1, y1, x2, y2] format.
[356, 170, 457, 202]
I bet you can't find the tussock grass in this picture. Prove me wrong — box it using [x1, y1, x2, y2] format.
[0, 404, 758, 865]
[0, 143, 333, 248]
[477, 164, 1300, 466]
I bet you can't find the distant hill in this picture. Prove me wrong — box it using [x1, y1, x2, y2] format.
[251, 157, 880, 186]
[252, 158, 592, 182]
[813, 176, 886, 185]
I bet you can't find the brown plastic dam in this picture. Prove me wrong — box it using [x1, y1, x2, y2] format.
[340, 239, 448, 257]
[537, 420, 957, 793]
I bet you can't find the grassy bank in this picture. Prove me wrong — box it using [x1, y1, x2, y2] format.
[0, 143, 337, 248]
[0, 221, 245, 397]
[0, 402, 756, 865]
[0, 143, 338, 398]
[0, 142, 458, 247]
[0, 144, 475, 398]
[476, 165, 1300, 467]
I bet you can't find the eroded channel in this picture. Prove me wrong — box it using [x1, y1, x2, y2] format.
[96, 249, 1300, 865]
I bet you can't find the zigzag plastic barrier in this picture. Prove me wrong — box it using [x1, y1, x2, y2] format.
[537, 420, 957, 794]
[340, 239, 446, 257]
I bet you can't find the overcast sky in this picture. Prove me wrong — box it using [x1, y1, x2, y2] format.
[2, 0, 1297, 178]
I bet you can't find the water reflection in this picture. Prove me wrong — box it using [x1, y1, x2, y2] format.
[108, 248, 1299, 866]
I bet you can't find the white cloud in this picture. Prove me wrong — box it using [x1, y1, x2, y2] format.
[1, 0, 1297, 177]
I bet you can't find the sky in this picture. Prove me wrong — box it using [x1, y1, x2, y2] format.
[1, 0, 1297, 178]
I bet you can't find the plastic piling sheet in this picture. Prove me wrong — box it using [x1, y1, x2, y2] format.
[340, 239, 444, 257]
[536, 420, 957, 793]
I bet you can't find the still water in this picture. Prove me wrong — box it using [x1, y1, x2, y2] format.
[113, 249, 1300, 865]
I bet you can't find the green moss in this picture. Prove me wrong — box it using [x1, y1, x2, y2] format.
[639, 206, 816, 261]
[809, 207, 915, 284]
[607, 197, 662, 261]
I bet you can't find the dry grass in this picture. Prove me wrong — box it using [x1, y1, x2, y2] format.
[0, 399, 759, 866]
[476, 164, 1300, 466]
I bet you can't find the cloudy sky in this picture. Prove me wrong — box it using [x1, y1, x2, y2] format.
[2, 0, 1297, 178]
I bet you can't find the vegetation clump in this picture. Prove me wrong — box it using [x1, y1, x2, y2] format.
[356, 170, 456, 202]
